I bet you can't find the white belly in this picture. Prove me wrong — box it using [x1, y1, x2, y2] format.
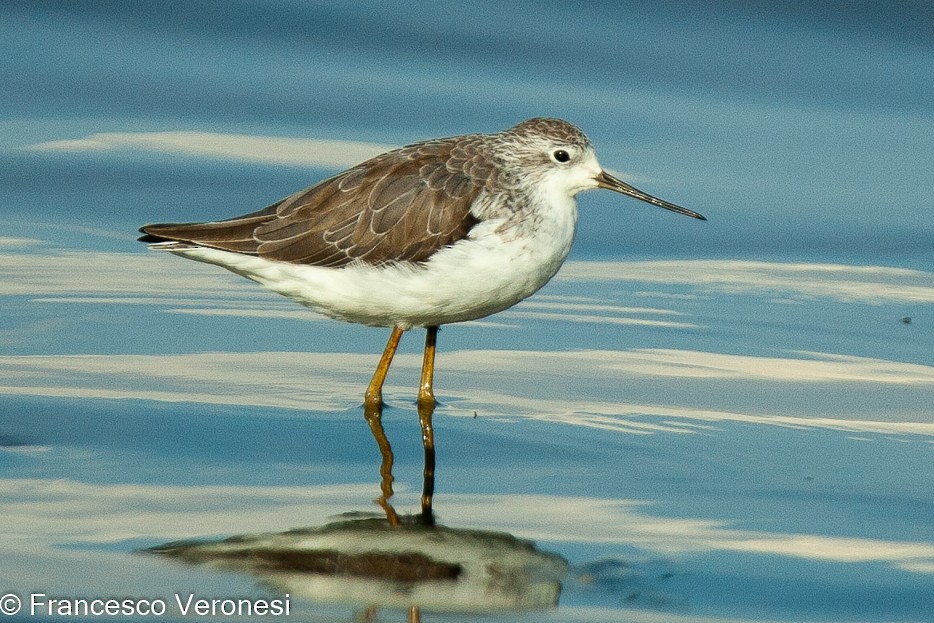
[162, 207, 579, 329]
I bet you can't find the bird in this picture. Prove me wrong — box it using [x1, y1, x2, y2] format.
[139, 118, 705, 411]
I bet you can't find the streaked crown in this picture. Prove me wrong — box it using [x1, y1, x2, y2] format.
[486, 118, 602, 197]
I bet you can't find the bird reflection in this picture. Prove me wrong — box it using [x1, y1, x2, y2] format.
[146, 401, 567, 621]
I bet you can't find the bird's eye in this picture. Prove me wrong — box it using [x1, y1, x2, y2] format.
[552, 149, 571, 163]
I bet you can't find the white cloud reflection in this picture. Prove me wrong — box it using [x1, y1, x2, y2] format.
[0, 250, 253, 298]
[576, 348, 934, 385]
[506, 311, 699, 329]
[444, 494, 934, 575]
[0, 237, 43, 247]
[560, 260, 934, 304]
[2, 479, 932, 576]
[0, 349, 931, 437]
[25, 132, 394, 169]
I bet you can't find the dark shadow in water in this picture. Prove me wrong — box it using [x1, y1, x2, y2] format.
[144, 401, 568, 621]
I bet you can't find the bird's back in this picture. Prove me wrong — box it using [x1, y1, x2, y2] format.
[139, 135, 494, 268]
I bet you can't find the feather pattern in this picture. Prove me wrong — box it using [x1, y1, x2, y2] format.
[139, 136, 491, 268]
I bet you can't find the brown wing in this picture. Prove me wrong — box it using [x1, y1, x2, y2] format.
[138, 135, 490, 267]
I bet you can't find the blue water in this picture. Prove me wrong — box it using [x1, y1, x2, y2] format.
[1, 3, 933, 622]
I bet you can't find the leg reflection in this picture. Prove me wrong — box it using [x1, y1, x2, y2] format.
[362, 396, 435, 621]
[417, 400, 435, 525]
[363, 398, 437, 526]
[363, 402, 400, 527]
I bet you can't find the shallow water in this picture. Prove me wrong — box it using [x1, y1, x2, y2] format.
[2, 253, 932, 622]
[2, 3, 933, 622]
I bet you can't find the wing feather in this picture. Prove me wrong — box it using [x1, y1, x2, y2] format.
[138, 135, 488, 267]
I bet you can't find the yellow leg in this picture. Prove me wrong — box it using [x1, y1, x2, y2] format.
[364, 326, 404, 408]
[417, 326, 438, 408]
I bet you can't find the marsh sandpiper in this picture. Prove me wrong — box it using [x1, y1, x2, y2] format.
[139, 118, 705, 410]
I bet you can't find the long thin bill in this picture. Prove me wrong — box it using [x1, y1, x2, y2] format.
[597, 171, 706, 220]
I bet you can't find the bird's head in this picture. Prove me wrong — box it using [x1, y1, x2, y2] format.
[503, 118, 706, 220]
